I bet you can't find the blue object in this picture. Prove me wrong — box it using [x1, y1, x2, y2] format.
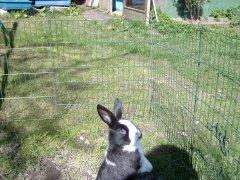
[0, 0, 32, 10]
[34, 0, 71, 7]
[114, 0, 123, 11]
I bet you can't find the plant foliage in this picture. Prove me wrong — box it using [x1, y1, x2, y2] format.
[210, 6, 240, 26]
[174, 0, 209, 19]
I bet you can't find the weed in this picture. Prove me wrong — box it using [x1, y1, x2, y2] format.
[38, 7, 47, 17]
[150, 9, 197, 34]
[62, 5, 85, 16]
[10, 10, 28, 19]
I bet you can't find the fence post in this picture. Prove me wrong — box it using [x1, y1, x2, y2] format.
[0, 21, 18, 109]
[148, 23, 154, 121]
[194, 25, 203, 122]
[191, 24, 203, 160]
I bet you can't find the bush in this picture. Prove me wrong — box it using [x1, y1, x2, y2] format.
[210, 6, 240, 26]
[173, 0, 209, 20]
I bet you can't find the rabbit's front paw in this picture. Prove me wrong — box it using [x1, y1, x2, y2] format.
[138, 156, 153, 173]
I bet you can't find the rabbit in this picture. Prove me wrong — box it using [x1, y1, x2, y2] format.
[96, 98, 153, 180]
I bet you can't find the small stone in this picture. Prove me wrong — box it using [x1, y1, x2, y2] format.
[78, 133, 91, 145]
[236, 96, 240, 102]
[207, 17, 215, 22]
[180, 130, 188, 137]
[220, 18, 229, 23]
[50, 6, 69, 12]
[0, 147, 5, 154]
[200, 16, 207, 21]
[173, 17, 183, 22]
[85, 139, 90, 145]
[195, 121, 199, 125]
[79, 134, 86, 141]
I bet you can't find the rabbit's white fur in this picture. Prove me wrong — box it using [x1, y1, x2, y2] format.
[120, 119, 153, 173]
[137, 142, 153, 173]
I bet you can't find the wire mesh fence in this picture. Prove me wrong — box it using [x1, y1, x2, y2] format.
[151, 23, 240, 178]
[0, 19, 239, 179]
[0, 20, 151, 123]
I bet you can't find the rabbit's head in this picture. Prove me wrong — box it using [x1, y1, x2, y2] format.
[97, 99, 142, 151]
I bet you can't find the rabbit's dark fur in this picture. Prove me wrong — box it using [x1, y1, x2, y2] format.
[96, 99, 153, 180]
[97, 147, 141, 180]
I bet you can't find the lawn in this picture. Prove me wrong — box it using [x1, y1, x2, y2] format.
[0, 16, 164, 179]
[0, 7, 239, 179]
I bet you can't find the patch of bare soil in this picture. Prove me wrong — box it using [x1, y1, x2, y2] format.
[26, 159, 62, 180]
[25, 149, 98, 180]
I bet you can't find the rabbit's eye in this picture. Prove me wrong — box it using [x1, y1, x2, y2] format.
[120, 129, 126, 135]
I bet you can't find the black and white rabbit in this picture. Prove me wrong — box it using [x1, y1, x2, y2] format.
[96, 98, 153, 180]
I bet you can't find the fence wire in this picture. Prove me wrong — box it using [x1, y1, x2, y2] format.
[0, 19, 239, 179]
[151, 22, 240, 179]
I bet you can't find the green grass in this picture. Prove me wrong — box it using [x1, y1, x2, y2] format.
[0, 18, 155, 179]
[0, 9, 240, 179]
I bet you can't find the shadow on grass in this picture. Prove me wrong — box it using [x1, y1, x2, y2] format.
[0, 120, 27, 178]
[0, 98, 70, 178]
[145, 144, 198, 180]
[0, 117, 65, 178]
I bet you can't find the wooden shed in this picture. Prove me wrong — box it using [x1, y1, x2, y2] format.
[123, 0, 148, 21]
[99, 0, 159, 22]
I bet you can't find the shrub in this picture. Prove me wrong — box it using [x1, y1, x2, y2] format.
[210, 6, 240, 26]
[174, 0, 209, 20]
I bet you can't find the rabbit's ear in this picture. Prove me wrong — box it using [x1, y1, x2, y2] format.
[97, 104, 117, 126]
[114, 98, 122, 120]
